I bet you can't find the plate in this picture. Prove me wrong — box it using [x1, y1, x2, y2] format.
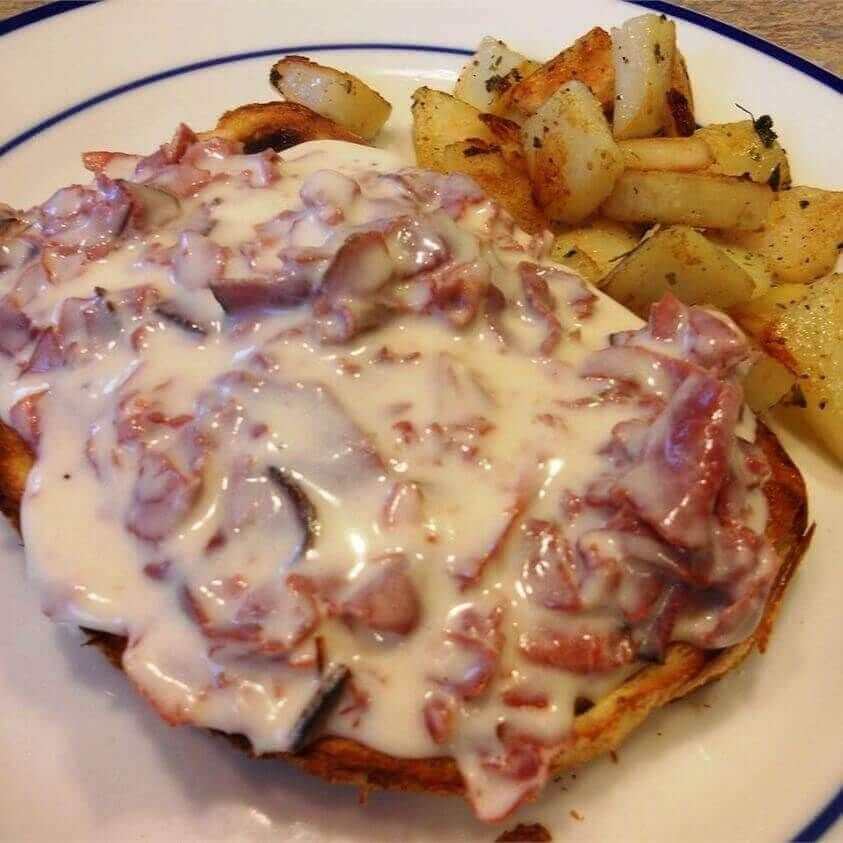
[0, 1, 840, 840]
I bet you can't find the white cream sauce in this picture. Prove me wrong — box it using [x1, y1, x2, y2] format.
[0, 136, 773, 822]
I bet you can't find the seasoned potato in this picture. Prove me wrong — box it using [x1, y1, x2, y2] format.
[521, 81, 624, 224]
[601, 225, 755, 317]
[411, 88, 545, 232]
[612, 14, 676, 139]
[742, 353, 798, 413]
[696, 120, 791, 189]
[549, 242, 603, 283]
[551, 219, 641, 281]
[716, 243, 774, 298]
[438, 140, 547, 234]
[205, 101, 366, 151]
[500, 27, 614, 118]
[618, 136, 712, 172]
[663, 50, 696, 136]
[718, 186, 843, 283]
[729, 283, 810, 339]
[454, 37, 539, 112]
[411, 87, 496, 167]
[602, 171, 773, 230]
[763, 274, 843, 461]
[269, 56, 391, 140]
[477, 112, 525, 159]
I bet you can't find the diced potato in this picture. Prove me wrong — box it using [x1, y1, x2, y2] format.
[716, 243, 773, 298]
[438, 140, 547, 234]
[454, 37, 539, 112]
[602, 171, 773, 230]
[269, 56, 391, 140]
[477, 112, 524, 159]
[411, 88, 545, 232]
[618, 136, 712, 172]
[696, 120, 791, 189]
[521, 81, 624, 224]
[205, 101, 366, 152]
[719, 186, 843, 284]
[663, 50, 696, 137]
[549, 242, 603, 283]
[729, 283, 810, 339]
[742, 353, 798, 413]
[762, 274, 843, 461]
[601, 225, 755, 317]
[551, 219, 641, 281]
[612, 14, 676, 139]
[411, 87, 496, 168]
[500, 27, 614, 118]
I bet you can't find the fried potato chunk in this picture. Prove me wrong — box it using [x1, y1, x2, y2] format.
[521, 81, 624, 224]
[730, 283, 810, 338]
[663, 51, 695, 137]
[454, 37, 539, 112]
[438, 140, 547, 234]
[741, 354, 798, 414]
[611, 14, 676, 139]
[618, 136, 712, 172]
[411, 88, 546, 233]
[696, 119, 791, 189]
[762, 275, 843, 461]
[718, 186, 843, 283]
[500, 27, 614, 118]
[412, 87, 497, 165]
[602, 171, 773, 230]
[602, 225, 755, 317]
[550, 219, 641, 283]
[270, 56, 391, 140]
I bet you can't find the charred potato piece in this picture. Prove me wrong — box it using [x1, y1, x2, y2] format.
[454, 37, 539, 112]
[664, 51, 696, 137]
[205, 101, 367, 152]
[521, 81, 624, 224]
[437, 140, 547, 234]
[477, 111, 525, 158]
[762, 274, 843, 461]
[612, 14, 676, 139]
[602, 171, 773, 230]
[602, 225, 755, 317]
[696, 119, 791, 189]
[269, 56, 391, 140]
[618, 136, 712, 172]
[500, 27, 614, 118]
[718, 186, 843, 284]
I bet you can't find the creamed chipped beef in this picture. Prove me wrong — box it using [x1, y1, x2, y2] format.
[0, 127, 779, 821]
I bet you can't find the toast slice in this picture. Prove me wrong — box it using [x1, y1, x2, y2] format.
[0, 413, 810, 800]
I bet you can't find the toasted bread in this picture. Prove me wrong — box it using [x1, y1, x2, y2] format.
[199, 101, 368, 153]
[0, 414, 810, 803]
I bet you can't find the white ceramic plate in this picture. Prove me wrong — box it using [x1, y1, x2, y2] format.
[0, 2, 840, 840]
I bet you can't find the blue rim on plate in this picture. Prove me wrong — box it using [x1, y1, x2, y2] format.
[0, 2, 840, 840]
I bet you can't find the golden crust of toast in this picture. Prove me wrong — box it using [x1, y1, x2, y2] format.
[0, 413, 810, 806]
[199, 101, 368, 153]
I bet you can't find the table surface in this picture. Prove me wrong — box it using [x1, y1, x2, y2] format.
[0, 0, 841, 76]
